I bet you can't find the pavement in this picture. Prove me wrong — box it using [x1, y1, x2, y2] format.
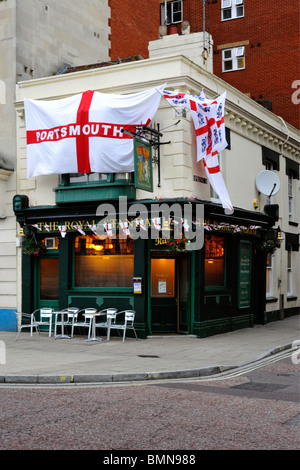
[0, 314, 299, 385]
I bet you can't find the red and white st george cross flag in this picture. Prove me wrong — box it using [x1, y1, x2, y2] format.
[163, 89, 233, 214]
[24, 85, 164, 178]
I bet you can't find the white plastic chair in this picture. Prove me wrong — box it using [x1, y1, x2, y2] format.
[15, 311, 40, 341]
[35, 308, 54, 337]
[106, 310, 138, 342]
[54, 307, 79, 337]
[70, 308, 96, 338]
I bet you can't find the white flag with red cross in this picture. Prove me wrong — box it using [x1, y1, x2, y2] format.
[24, 85, 164, 178]
[163, 89, 233, 214]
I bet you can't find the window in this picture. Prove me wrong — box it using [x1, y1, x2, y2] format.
[161, 0, 183, 25]
[40, 258, 59, 300]
[68, 173, 132, 184]
[74, 235, 134, 288]
[222, 46, 245, 72]
[151, 258, 175, 297]
[288, 174, 294, 221]
[221, 0, 244, 21]
[205, 235, 225, 287]
[287, 246, 293, 296]
[266, 253, 273, 298]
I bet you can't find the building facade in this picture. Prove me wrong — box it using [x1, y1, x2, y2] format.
[0, 0, 110, 329]
[13, 34, 299, 338]
[110, 0, 300, 130]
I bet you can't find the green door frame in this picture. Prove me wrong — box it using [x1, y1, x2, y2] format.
[149, 249, 194, 334]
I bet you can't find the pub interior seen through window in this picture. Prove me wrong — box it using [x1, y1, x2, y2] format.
[205, 234, 225, 287]
[75, 235, 134, 288]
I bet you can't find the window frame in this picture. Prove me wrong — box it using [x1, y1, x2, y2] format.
[266, 253, 274, 298]
[221, 0, 244, 21]
[161, 0, 183, 25]
[287, 245, 293, 296]
[288, 173, 294, 222]
[73, 234, 134, 290]
[204, 234, 227, 289]
[222, 46, 245, 72]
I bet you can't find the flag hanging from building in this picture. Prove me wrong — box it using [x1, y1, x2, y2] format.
[163, 89, 233, 214]
[24, 85, 165, 178]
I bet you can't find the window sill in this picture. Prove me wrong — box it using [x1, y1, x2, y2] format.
[221, 16, 245, 22]
[287, 296, 297, 302]
[266, 296, 278, 303]
[222, 68, 245, 73]
[289, 221, 298, 227]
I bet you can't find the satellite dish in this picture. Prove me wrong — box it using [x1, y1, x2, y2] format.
[256, 170, 280, 197]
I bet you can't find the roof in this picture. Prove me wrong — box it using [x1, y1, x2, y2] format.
[57, 55, 145, 75]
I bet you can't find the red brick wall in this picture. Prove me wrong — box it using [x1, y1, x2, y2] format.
[110, 0, 299, 128]
[110, 0, 160, 60]
[191, 0, 300, 129]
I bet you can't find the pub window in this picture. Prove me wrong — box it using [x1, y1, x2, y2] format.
[40, 258, 59, 300]
[262, 146, 280, 171]
[266, 253, 273, 298]
[287, 245, 293, 296]
[288, 173, 294, 221]
[69, 173, 108, 183]
[61, 172, 133, 185]
[74, 235, 134, 288]
[205, 234, 225, 287]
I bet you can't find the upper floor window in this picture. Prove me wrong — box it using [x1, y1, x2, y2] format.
[222, 46, 245, 72]
[285, 158, 299, 223]
[288, 173, 294, 222]
[161, 0, 183, 25]
[68, 172, 132, 184]
[266, 253, 273, 298]
[221, 0, 244, 21]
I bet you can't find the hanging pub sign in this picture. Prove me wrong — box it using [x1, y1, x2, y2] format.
[134, 137, 153, 192]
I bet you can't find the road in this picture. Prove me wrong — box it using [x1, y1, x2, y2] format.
[0, 350, 299, 455]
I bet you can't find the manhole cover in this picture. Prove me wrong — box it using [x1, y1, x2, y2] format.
[232, 382, 287, 392]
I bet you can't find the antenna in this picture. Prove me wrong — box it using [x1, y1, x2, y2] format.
[255, 170, 280, 197]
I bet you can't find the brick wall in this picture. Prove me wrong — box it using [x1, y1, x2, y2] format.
[110, 0, 299, 129]
[191, 0, 299, 129]
[110, 0, 160, 60]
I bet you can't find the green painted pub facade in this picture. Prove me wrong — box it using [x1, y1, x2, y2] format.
[13, 175, 278, 339]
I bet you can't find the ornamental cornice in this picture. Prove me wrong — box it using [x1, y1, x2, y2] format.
[224, 107, 299, 159]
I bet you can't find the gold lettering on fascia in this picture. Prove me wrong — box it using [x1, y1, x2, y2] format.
[34, 217, 175, 233]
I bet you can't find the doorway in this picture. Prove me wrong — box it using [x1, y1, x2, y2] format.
[150, 254, 190, 334]
[35, 255, 59, 310]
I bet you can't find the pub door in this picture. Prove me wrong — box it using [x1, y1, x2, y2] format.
[35, 254, 59, 311]
[150, 254, 190, 334]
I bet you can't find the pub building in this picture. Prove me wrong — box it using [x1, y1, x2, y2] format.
[13, 192, 278, 338]
[13, 38, 299, 338]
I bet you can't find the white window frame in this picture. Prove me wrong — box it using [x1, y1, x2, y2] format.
[287, 245, 293, 296]
[266, 253, 274, 298]
[288, 173, 294, 221]
[222, 46, 245, 72]
[221, 0, 244, 21]
[161, 0, 183, 25]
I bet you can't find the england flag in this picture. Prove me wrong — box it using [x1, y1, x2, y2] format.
[24, 85, 165, 178]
